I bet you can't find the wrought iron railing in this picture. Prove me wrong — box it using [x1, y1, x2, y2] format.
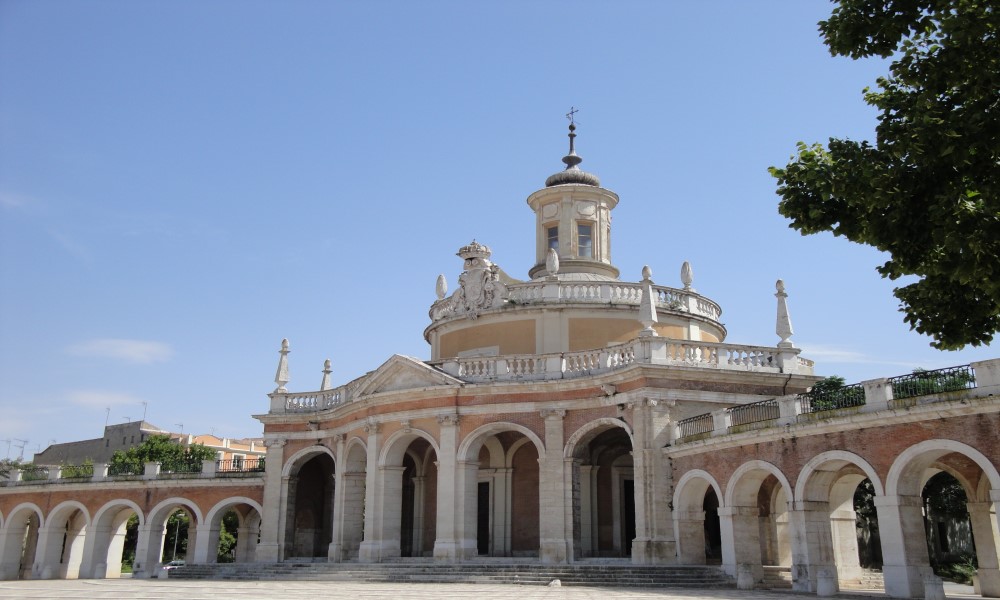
[160, 457, 204, 474]
[729, 398, 780, 426]
[676, 413, 714, 438]
[799, 383, 866, 414]
[60, 463, 94, 479]
[216, 457, 265, 473]
[108, 462, 143, 477]
[888, 365, 976, 400]
[19, 466, 48, 481]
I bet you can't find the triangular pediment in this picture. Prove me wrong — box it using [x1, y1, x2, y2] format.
[353, 355, 461, 397]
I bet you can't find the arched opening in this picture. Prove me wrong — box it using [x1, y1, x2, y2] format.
[458, 425, 542, 559]
[396, 438, 437, 558]
[704, 487, 722, 563]
[570, 425, 633, 559]
[204, 500, 262, 564]
[0, 506, 41, 579]
[161, 508, 190, 563]
[672, 472, 721, 566]
[83, 502, 141, 578]
[923, 471, 975, 583]
[35, 504, 89, 579]
[285, 452, 335, 559]
[334, 441, 366, 561]
[884, 440, 1000, 598]
[723, 462, 793, 584]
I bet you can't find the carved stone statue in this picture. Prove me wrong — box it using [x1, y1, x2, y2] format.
[429, 240, 509, 321]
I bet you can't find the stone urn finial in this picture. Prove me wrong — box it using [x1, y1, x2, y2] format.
[274, 338, 290, 393]
[638, 266, 658, 336]
[681, 261, 694, 291]
[546, 247, 560, 276]
[435, 274, 447, 300]
[320, 359, 332, 391]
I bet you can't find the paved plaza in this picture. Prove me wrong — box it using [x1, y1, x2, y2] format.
[0, 579, 981, 600]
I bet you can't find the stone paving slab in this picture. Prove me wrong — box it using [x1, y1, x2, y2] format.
[0, 580, 982, 600]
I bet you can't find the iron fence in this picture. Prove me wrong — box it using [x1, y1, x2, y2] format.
[799, 382, 866, 414]
[216, 457, 265, 473]
[729, 398, 780, 427]
[676, 413, 713, 438]
[888, 364, 976, 400]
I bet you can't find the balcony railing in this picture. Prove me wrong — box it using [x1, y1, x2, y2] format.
[673, 362, 994, 443]
[217, 457, 265, 473]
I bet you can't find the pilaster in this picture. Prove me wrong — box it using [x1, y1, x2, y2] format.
[538, 409, 569, 563]
[255, 438, 286, 562]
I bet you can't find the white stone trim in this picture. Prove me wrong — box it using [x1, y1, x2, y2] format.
[379, 428, 440, 467]
[886, 438, 1000, 497]
[563, 417, 634, 459]
[673, 469, 723, 513]
[724, 459, 793, 508]
[794, 450, 884, 502]
[457, 422, 545, 462]
[281, 444, 337, 477]
[203, 496, 263, 529]
[40, 500, 91, 529]
[146, 496, 204, 528]
[2, 502, 43, 529]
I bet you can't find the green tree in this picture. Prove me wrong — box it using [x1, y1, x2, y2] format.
[769, 0, 1000, 350]
[216, 510, 240, 563]
[0, 458, 23, 478]
[162, 509, 190, 561]
[108, 434, 216, 474]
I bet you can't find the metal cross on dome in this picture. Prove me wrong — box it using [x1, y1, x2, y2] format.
[565, 106, 579, 125]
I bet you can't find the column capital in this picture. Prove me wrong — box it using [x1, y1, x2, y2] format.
[437, 413, 460, 426]
[540, 408, 566, 420]
[363, 419, 381, 434]
[264, 438, 287, 449]
[400, 420, 412, 433]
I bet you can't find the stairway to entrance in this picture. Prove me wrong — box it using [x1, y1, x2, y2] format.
[168, 560, 736, 588]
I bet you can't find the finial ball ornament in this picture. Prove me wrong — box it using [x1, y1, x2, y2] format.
[642, 265, 652, 280]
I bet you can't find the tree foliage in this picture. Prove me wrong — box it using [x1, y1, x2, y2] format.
[770, 0, 1000, 350]
[108, 434, 216, 474]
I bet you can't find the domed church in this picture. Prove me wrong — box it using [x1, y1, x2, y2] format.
[255, 120, 818, 566]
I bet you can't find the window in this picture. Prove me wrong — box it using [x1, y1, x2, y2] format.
[578, 223, 593, 258]
[105, 439, 109, 448]
[547, 226, 558, 251]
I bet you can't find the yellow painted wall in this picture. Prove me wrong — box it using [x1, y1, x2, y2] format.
[439, 319, 536, 358]
[700, 330, 720, 343]
[568, 318, 690, 351]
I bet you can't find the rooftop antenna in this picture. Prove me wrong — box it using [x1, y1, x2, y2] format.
[141, 401, 148, 422]
[210, 427, 216, 437]
[175, 423, 184, 433]
[122, 416, 131, 423]
[13, 439, 27, 461]
[1, 439, 11, 458]
[104, 407, 110, 427]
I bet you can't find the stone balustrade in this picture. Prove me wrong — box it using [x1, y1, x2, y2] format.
[437, 279, 724, 322]
[673, 359, 1000, 443]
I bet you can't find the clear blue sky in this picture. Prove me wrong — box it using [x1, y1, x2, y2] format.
[1, 1, 994, 461]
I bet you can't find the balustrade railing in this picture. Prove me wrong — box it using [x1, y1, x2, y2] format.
[672, 363, 985, 444]
[729, 398, 780, 427]
[887, 365, 976, 400]
[799, 383, 866, 414]
[217, 457, 265, 473]
[108, 462, 143, 477]
[500, 280, 723, 322]
[285, 388, 346, 412]
[676, 413, 714, 438]
[19, 466, 48, 482]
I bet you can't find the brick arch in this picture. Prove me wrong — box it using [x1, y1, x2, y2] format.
[795, 450, 884, 503]
[380, 428, 440, 467]
[204, 496, 263, 528]
[282, 444, 337, 477]
[564, 417, 633, 459]
[42, 500, 90, 529]
[457, 422, 544, 462]
[343, 436, 367, 471]
[674, 469, 723, 514]
[724, 460, 792, 508]
[0, 502, 43, 580]
[886, 438, 1000, 499]
[81, 499, 144, 579]
[147, 496, 204, 528]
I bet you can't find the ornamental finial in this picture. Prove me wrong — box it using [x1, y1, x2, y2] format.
[638, 266, 658, 337]
[681, 261, 694, 291]
[274, 338, 290, 393]
[775, 279, 794, 347]
[320, 359, 332, 391]
[436, 274, 448, 300]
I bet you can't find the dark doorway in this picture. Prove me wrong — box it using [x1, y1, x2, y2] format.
[401, 454, 416, 557]
[288, 454, 335, 558]
[622, 479, 636, 556]
[703, 487, 722, 563]
[477, 481, 490, 555]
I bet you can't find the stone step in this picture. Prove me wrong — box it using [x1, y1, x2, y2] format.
[169, 561, 735, 588]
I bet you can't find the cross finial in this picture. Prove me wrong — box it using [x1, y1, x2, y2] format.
[565, 106, 579, 125]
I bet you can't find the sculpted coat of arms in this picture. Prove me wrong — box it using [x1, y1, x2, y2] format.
[430, 241, 508, 321]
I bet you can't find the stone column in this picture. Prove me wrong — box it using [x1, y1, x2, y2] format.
[875, 494, 928, 598]
[789, 500, 838, 593]
[190, 520, 218, 565]
[255, 439, 286, 562]
[629, 398, 675, 564]
[359, 421, 383, 562]
[328, 435, 346, 561]
[968, 500, 1000, 597]
[538, 409, 569, 563]
[718, 505, 762, 581]
[674, 510, 706, 564]
[131, 521, 164, 579]
[32, 526, 62, 579]
[830, 507, 862, 581]
[491, 468, 512, 556]
[340, 472, 366, 559]
[578, 464, 595, 557]
[412, 475, 426, 556]
[433, 414, 463, 561]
